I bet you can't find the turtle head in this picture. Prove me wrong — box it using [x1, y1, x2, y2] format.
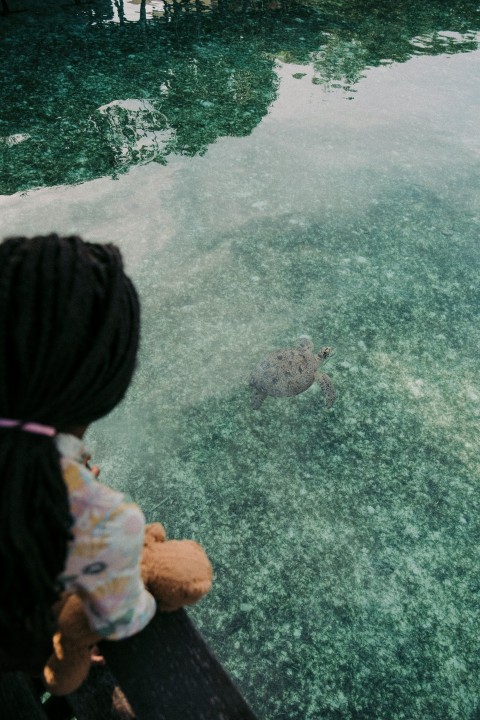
[318, 346, 334, 362]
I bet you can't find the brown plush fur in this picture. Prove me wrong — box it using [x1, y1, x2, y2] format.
[42, 524, 212, 695]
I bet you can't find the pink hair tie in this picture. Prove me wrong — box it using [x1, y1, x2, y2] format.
[0, 418, 56, 437]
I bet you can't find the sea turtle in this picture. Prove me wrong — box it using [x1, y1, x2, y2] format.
[249, 338, 335, 410]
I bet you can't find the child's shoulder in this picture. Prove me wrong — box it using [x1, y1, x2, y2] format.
[55, 433, 125, 510]
[57, 436, 146, 545]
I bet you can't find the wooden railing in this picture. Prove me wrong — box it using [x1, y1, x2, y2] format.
[0, 609, 259, 720]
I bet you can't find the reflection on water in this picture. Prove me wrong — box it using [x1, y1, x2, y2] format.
[2, 1, 480, 719]
[1, 0, 479, 193]
[94, 98, 173, 166]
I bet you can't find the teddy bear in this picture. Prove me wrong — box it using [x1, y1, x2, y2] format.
[42, 523, 213, 696]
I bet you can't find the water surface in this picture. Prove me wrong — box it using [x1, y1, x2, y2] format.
[1, 2, 480, 718]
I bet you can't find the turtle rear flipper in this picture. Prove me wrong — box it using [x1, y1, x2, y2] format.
[251, 389, 267, 410]
[316, 372, 336, 408]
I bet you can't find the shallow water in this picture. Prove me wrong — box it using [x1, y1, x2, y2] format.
[1, 2, 480, 718]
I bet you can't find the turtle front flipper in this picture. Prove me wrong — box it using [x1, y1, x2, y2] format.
[316, 372, 336, 408]
[251, 389, 267, 410]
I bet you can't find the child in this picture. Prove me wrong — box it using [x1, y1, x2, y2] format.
[0, 234, 211, 675]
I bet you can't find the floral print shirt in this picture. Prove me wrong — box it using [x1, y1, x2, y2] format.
[55, 433, 156, 640]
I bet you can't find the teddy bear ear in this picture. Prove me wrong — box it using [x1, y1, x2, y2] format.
[144, 522, 167, 544]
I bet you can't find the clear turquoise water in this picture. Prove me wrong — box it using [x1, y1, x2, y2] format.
[1, 2, 480, 718]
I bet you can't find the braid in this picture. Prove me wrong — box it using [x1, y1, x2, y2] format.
[0, 234, 140, 664]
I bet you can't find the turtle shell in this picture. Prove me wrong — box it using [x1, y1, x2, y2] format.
[250, 347, 317, 397]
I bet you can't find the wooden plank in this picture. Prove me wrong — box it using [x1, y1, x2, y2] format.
[68, 664, 134, 720]
[100, 609, 259, 720]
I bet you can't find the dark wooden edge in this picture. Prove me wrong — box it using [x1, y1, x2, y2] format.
[99, 608, 259, 720]
[1, 609, 259, 720]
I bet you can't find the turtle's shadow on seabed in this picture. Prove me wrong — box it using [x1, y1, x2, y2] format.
[173, 379, 343, 476]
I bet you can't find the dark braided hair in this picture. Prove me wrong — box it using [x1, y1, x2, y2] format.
[0, 234, 140, 669]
